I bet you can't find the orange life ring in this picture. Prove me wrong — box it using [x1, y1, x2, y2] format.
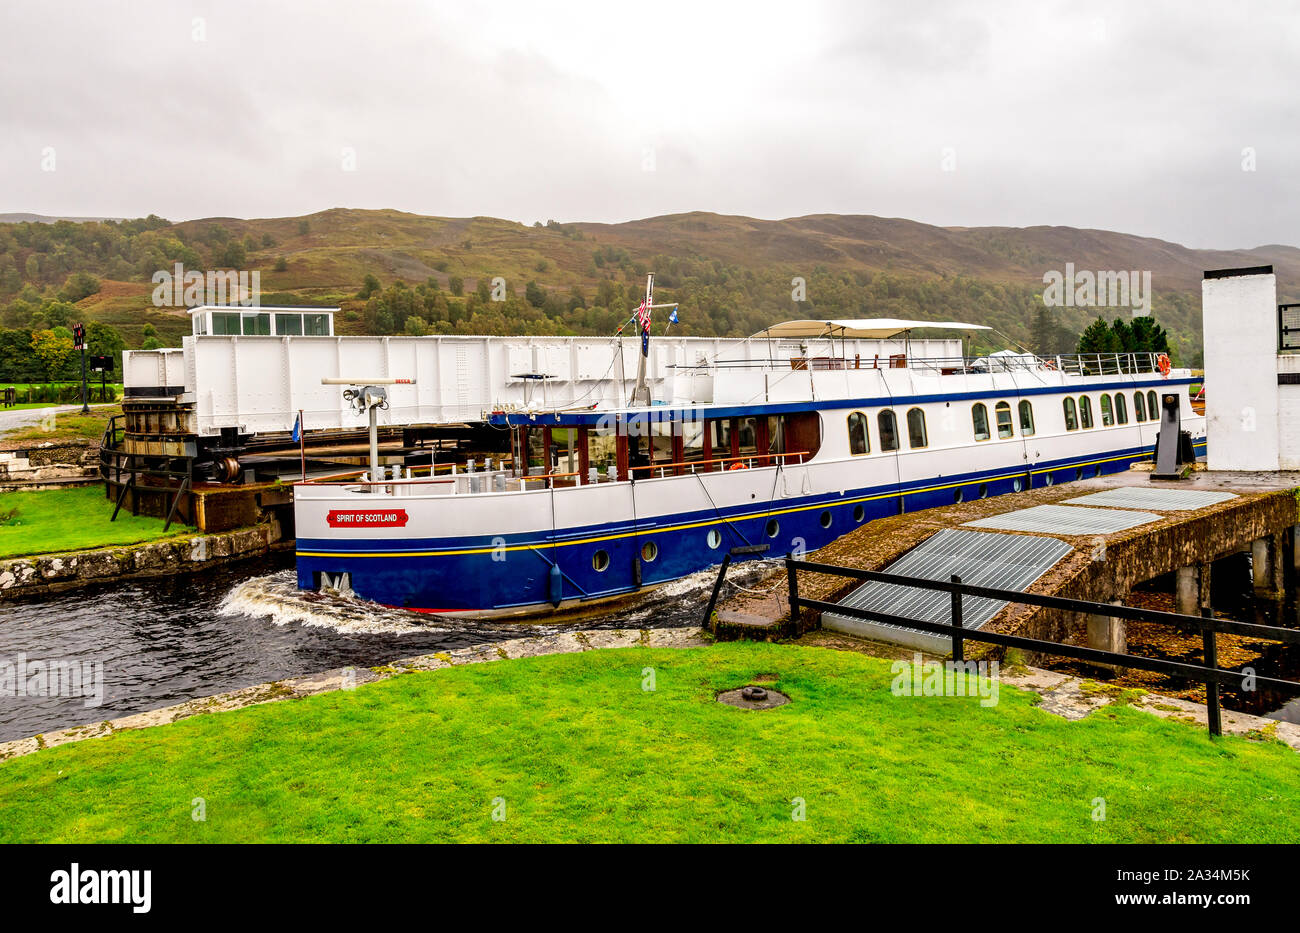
[1157, 353, 1171, 377]
[728, 462, 747, 471]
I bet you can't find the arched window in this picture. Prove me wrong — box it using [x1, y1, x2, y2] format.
[1134, 391, 1146, 422]
[878, 410, 899, 451]
[1079, 396, 1094, 429]
[995, 401, 1014, 439]
[1063, 397, 1078, 431]
[847, 411, 869, 455]
[906, 408, 928, 448]
[972, 403, 991, 441]
[1100, 394, 1114, 426]
[1115, 393, 1128, 424]
[1019, 400, 1035, 436]
[1148, 390, 1158, 420]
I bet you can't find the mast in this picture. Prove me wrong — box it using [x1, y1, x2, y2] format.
[629, 273, 654, 407]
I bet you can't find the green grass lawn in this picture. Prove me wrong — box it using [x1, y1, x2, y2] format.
[0, 484, 192, 558]
[1, 642, 1296, 843]
[0, 404, 119, 445]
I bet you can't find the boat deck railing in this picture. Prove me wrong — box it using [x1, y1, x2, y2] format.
[294, 450, 811, 499]
[671, 351, 1167, 377]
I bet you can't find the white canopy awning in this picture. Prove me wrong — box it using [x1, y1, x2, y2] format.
[755, 318, 992, 340]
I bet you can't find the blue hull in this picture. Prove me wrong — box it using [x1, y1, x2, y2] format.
[296, 441, 1204, 613]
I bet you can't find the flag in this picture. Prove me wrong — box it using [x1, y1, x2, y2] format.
[635, 299, 651, 333]
[641, 330, 649, 356]
[668, 307, 678, 325]
[292, 412, 301, 443]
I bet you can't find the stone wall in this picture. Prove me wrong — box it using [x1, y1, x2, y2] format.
[0, 519, 284, 600]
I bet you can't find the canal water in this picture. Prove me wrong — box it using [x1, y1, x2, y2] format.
[0, 555, 754, 743]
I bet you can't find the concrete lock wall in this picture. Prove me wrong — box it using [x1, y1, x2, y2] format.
[1202, 269, 1280, 471]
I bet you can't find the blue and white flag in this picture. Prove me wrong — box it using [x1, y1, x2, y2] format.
[292, 413, 301, 443]
[669, 307, 678, 325]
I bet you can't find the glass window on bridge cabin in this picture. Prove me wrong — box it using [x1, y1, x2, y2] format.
[650, 421, 675, 464]
[971, 403, 991, 441]
[1063, 397, 1079, 431]
[906, 408, 928, 448]
[878, 410, 899, 451]
[1134, 391, 1146, 421]
[847, 411, 870, 455]
[304, 313, 331, 336]
[1147, 390, 1158, 420]
[1019, 400, 1035, 436]
[1079, 395, 1094, 429]
[241, 311, 271, 335]
[211, 311, 241, 335]
[1115, 393, 1128, 424]
[274, 313, 303, 336]
[995, 401, 1014, 439]
[1100, 394, 1114, 427]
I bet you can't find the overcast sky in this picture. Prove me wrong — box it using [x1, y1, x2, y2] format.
[1, 0, 1296, 249]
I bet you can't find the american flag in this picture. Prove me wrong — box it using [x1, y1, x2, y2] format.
[635, 299, 651, 333]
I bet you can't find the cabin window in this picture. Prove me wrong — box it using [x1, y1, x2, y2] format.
[878, 410, 899, 451]
[1115, 393, 1128, 424]
[241, 311, 271, 336]
[711, 419, 732, 465]
[1079, 396, 1094, 429]
[304, 313, 331, 336]
[995, 401, 1014, 439]
[194, 313, 208, 336]
[1134, 391, 1146, 422]
[1100, 394, 1114, 427]
[1019, 400, 1035, 436]
[847, 412, 870, 455]
[767, 415, 787, 456]
[682, 420, 706, 466]
[1148, 390, 1158, 420]
[906, 408, 928, 448]
[971, 404, 991, 442]
[274, 313, 303, 336]
[737, 416, 758, 459]
[211, 311, 241, 335]
[1063, 397, 1078, 431]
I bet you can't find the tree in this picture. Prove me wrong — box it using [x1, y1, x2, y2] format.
[1077, 317, 1121, 354]
[86, 322, 126, 365]
[273, 257, 288, 272]
[448, 276, 464, 297]
[218, 240, 246, 269]
[297, 220, 310, 236]
[357, 274, 381, 299]
[30, 329, 74, 380]
[57, 271, 101, 303]
[525, 280, 547, 308]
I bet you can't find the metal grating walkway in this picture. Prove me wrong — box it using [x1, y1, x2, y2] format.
[1062, 487, 1238, 511]
[964, 503, 1159, 535]
[822, 528, 1073, 652]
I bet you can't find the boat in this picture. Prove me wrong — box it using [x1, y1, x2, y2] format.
[292, 277, 1207, 614]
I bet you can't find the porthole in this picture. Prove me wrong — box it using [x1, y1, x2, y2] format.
[592, 550, 610, 572]
[954, 489, 964, 504]
[1093, 465, 1103, 477]
[706, 529, 722, 549]
[640, 541, 658, 562]
[1012, 478, 1023, 492]
[978, 484, 989, 499]
[853, 505, 865, 523]
[1075, 467, 1084, 481]
[765, 519, 780, 538]
[819, 511, 832, 528]
[1044, 474, 1054, 486]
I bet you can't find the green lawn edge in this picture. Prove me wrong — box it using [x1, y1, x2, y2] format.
[1, 642, 1296, 843]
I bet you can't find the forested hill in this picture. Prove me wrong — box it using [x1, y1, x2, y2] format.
[2, 207, 1297, 374]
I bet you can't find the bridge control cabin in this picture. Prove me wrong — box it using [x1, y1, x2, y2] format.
[189, 305, 335, 337]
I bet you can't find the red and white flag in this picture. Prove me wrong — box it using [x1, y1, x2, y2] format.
[635, 299, 651, 333]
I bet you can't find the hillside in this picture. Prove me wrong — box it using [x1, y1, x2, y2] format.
[3, 207, 1296, 365]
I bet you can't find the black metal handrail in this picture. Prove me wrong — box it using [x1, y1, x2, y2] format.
[706, 554, 1300, 738]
